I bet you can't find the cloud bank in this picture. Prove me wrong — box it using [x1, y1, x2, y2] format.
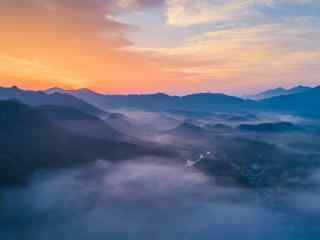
[1, 158, 320, 240]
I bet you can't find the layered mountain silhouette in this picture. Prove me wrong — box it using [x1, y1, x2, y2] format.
[46, 87, 109, 110]
[38, 106, 128, 141]
[0, 101, 169, 186]
[44, 85, 320, 117]
[47, 87, 255, 112]
[2, 85, 320, 117]
[1, 84, 319, 189]
[0, 86, 105, 116]
[260, 86, 320, 117]
[245, 85, 312, 100]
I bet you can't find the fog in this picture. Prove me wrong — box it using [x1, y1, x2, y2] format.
[111, 109, 181, 131]
[1, 158, 320, 240]
[1, 106, 320, 239]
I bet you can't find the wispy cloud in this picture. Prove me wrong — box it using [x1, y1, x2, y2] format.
[166, 0, 254, 27]
[129, 17, 320, 93]
[165, 0, 320, 27]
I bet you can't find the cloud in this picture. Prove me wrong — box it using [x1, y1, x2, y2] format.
[165, 0, 320, 27]
[129, 17, 320, 93]
[166, 0, 253, 27]
[1, 158, 319, 239]
[116, 0, 164, 10]
[0, 0, 136, 47]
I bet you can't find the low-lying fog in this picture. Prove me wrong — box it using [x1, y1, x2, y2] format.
[1, 158, 320, 240]
[2, 109, 320, 239]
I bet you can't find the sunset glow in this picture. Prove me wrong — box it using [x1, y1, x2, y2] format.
[0, 0, 319, 94]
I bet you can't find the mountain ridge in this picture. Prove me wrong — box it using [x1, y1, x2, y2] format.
[2, 85, 319, 116]
[0, 86, 106, 116]
[0, 100, 172, 186]
[46, 87, 254, 112]
[245, 85, 312, 100]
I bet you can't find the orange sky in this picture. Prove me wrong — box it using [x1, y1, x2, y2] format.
[0, 3, 177, 93]
[0, 0, 319, 95]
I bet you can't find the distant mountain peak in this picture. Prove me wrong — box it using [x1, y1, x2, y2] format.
[245, 85, 312, 100]
[153, 92, 170, 97]
[76, 88, 96, 94]
[11, 85, 20, 90]
[46, 87, 97, 95]
[47, 87, 64, 91]
[271, 87, 285, 91]
[0, 86, 21, 91]
[45, 87, 68, 95]
[0, 86, 106, 116]
[290, 85, 311, 91]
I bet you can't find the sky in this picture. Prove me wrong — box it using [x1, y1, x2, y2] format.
[0, 0, 319, 95]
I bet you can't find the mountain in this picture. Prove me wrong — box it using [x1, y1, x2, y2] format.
[105, 113, 143, 137]
[0, 86, 106, 117]
[259, 86, 320, 117]
[48, 88, 255, 112]
[0, 101, 167, 186]
[165, 122, 209, 139]
[45, 87, 68, 95]
[197, 137, 316, 188]
[38, 106, 129, 141]
[179, 93, 254, 112]
[46, 87, 109, 110]
[79, 92, 179, 111]
[246, 85, 312, 100]
[44, 85, 319, 117]
[46, 87, 99, 100]
[238, 122, 302, 133]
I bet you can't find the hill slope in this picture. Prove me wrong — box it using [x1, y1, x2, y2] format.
[0, 86, 106, 116]
[246, 85, 311, 100]
[38, 105, 127, 141]
[0, 101, 161, 186]
[48, 88, 255, 112]
[260, 86, 320, 117]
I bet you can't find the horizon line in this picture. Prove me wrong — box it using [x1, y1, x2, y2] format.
[0, 84, 318, 97]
